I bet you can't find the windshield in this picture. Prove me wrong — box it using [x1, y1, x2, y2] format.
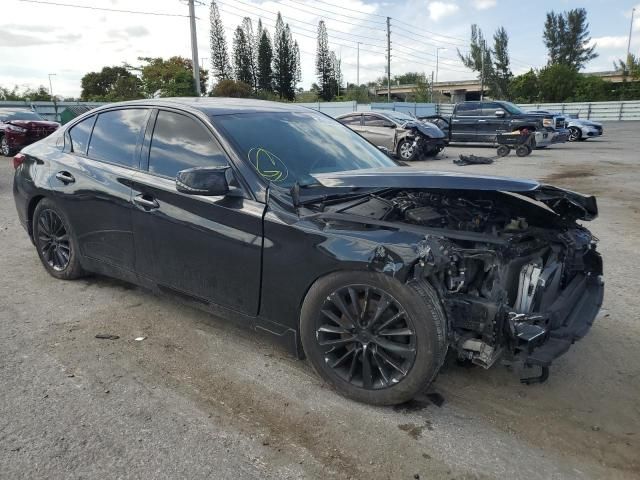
[213, 111, 397, 188]
[381, 111, 415, 123]
[500, 102, 525, 115]
[0, 110, 44, 122]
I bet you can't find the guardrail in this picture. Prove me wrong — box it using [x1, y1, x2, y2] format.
[3, 99, 640, 122]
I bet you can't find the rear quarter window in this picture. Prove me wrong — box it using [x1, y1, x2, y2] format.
[68, 115, 95, 155]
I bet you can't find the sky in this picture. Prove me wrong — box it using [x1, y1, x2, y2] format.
[1, 0, 639, 98]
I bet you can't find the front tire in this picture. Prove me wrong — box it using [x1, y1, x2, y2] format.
[1, 136, 13, 157]
[568, 127, 582, 142]
[397, 139, 417, 161]
[32, 198, 84, 280]
[300, 271, 447, 405]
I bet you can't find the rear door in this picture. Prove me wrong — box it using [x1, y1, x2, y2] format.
[478, 101, 508, 142]
[130, 108, 263, 315]
[451, 102, 480, 142]
[50, 108, 150, 276]
[362, 114, 396, 150]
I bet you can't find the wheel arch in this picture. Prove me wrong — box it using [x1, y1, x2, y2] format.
[27, 195, 46, 238]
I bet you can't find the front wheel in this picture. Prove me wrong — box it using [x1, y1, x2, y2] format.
[32, 198, 85, 280]
[1, 136, 13, 157]
[568, 127, 581, 142]
[397, 139, 417, 161]
[300, 271, 447, 405]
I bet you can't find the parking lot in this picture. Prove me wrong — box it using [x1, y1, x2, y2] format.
[1, 122, 639, 479]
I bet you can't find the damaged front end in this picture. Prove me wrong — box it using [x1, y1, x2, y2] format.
[306, 170, 604, 383]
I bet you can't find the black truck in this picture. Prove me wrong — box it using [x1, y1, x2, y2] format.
[423, 101, 566, 145]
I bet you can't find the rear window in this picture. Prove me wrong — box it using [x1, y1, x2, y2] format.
[455, 103, 481, 116]
[88, 109, 149, 168]
[68, 115, 95, 154]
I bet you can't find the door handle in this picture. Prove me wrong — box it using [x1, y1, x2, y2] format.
[478, 119, 487, 122]
[55, 171, 75, 184]
[134, 194, 159, 210]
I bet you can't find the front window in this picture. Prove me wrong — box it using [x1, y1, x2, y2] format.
[1, 110, 44, 122]
[383, 111, 415, 123]
[500, 102, 525, 115]
[214, 111, 397, 188]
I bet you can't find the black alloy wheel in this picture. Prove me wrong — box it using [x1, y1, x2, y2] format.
[36, 209, 71, 271]
[315, 285, 418, 390]
[568, 127, 581, 142]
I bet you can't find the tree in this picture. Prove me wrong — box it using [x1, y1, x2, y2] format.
[211, 79, 252, 97]
[272, 13, 298, 100]
[316, 20, 333, 101]
[543, 8, 597, 70]
[241, 17, 258, 91]
[410, 74, 431, 102]
[257, 28, 273, 92]
[491, 27, 512, 99]
[509, 69, 539, 103]
[133, 57, 209, 97]
[80, 66, 143, 101]
[614, 54, 640, 100]
[573, 75, 610, 102]
[537, 63, 578, 102]
[209, 0, 231, 81]
[458, 25, 494, 94]
[232, 25, 253, 86]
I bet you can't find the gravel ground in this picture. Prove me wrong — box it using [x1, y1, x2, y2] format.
[1, 123, 638, 480]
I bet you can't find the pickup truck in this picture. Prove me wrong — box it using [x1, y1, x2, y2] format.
[422, 101, 567, 146]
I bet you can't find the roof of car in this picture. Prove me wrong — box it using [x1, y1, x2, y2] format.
[0, 107, 34, 113]
[99, 97, 313, 116]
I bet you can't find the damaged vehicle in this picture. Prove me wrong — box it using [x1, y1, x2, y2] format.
[336, 110, 446, 161]
[0, 108, 59, 156]
[13, 99, 603, 406]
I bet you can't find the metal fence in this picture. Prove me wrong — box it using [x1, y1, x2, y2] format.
[3, 99, 640, 122]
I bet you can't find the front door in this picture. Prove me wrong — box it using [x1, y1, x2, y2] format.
[477, 102, 509, 142]
[130, 109, 263, 315]
[362, 114, 396, 150]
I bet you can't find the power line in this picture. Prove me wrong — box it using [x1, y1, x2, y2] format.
[280, 0, 385, 27]
[15, 0, 190, 17]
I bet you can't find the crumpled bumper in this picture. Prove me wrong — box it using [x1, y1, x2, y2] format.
[525, 274, 604, 368]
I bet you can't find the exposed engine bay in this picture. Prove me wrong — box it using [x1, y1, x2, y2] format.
[319, 187, 604, 383]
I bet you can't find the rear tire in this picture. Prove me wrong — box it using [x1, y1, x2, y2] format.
[496, 145, 510, 157]
[516, 145, 531, 157]
[300, 271, 447, 405]
[32, 198, 85, 280]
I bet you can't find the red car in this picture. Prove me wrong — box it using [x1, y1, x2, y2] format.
[0, 108, 60, 157]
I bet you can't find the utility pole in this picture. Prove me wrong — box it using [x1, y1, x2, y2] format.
[386, 16, 391, 102]
[435, 47, 446, 84]
[627, 8, 636, 71]
[48, 73, 57, 121]
[430, 71, 434, 103]
[188, 0, 201, 95]
[480, 39, 485, 101]
[356, 42, 360, 86]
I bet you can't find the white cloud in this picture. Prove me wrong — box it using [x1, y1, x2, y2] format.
[472, 0, 496, 10]
[428, 1, 459, 21]
[589, 36, 631, 49]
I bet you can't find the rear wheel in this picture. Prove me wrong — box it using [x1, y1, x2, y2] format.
[516, 145, 531, 157]
[33, 198, 84, 280]
[496, 145, 510, 157]
[397, 139, 417, 161]
[300, 271, 447, 405]
[568, 127, 581, 142]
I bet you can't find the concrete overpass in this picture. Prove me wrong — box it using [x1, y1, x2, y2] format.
[374, 70, 629, 102]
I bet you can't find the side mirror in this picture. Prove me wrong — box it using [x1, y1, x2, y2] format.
[176, 166, 230, 196]
[495, 109, 506, 117]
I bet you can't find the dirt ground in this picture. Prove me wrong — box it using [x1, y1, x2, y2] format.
[1, 123, 638, 479]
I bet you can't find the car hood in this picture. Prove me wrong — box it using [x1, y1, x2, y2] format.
[7, 119, 60, 129]
[402, 121, 446, 139]
[312, 167, 597, 221]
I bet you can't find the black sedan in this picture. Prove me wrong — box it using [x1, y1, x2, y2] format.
[13, 99, 603, 405]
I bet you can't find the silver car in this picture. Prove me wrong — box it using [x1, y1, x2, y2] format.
[337, 111, 447, 161]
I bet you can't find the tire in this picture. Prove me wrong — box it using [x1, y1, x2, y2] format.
[300, 271, 447, 405]
[568, 127, 581, 142]
[32, 198, 85, 280]
[496, 145, 510, 157]
[516, 145, 531, 157]
[397, 139, 417, 161]
[0, 135, 13, 157]
[422, 146, 443, 158]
